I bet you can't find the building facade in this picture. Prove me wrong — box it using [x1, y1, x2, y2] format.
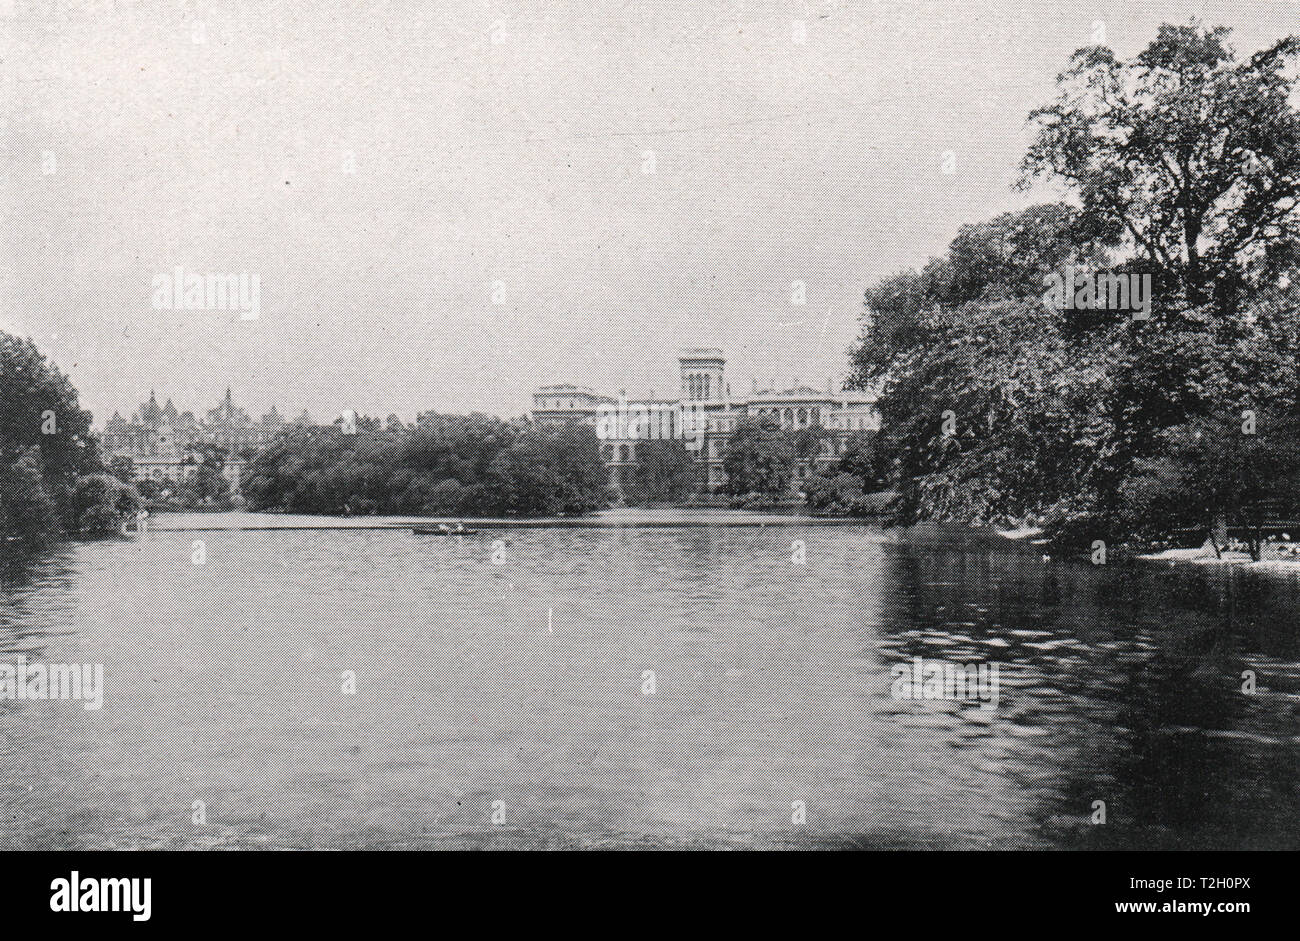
[101, 388, 294, 490]
[531, 349, 879, 494]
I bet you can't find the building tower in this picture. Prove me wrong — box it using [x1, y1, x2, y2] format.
[679, 348, 725, 401]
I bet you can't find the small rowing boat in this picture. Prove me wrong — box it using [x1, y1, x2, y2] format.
[412, 526, 479, 536]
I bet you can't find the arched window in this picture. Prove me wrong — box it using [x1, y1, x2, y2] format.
[797, 408, 807, 427]
[619, 444, 630, 462]
[703, 375, 711, 399]
[784, 408, 794, 427]
[811, 408, 820, 426]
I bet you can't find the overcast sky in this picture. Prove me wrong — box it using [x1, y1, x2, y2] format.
[2, 0, 1295, 424]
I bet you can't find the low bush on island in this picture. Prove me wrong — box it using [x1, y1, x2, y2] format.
[241, 414, 608, 517]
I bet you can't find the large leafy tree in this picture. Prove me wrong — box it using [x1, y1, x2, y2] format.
[623, 439, 699, 505]
[0, 447, 59, 541]
[175, 442, 233, 507]
[0, 331, 99, 499]
[0, 331, 106, 538]
[1022, 23, 1300, 313]
[834, 431, 893, 492]
[722, 416, 795, 496]
[849, 204, 1118, 523]
[488, 422, 607, 515]
[849, 23, 1300, 540]
[851, 203, 1108, 388]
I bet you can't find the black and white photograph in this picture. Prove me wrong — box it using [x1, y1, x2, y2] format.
[1, 0, 1296, 923]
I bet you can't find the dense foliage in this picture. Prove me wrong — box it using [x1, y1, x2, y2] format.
[803, 432, 895, 515]
[621, 439, 700, 505]
[242, 414, 608, 517]
[1, 331, 138, 540]
[721, 415, 796, 497]
[845, 23, 1300, 554]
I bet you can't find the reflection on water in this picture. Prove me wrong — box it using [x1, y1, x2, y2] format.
[0, 520, 1297, 849]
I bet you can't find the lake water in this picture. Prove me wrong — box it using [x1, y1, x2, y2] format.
[2, 514, 1298, 849]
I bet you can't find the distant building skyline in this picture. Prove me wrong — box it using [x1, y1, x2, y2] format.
[101, 387, 315, 490]
[533, 348, 880, 493]
[102, 387, 312, 439]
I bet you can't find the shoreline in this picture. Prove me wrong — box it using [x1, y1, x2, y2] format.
[142, 508, 887, 531]
[1135, 545, 1300, 576]
[994, 523, 1300, 576]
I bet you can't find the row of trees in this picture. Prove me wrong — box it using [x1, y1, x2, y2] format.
[108, 444, 237, 511]
[1, 331, 142, 541]
[613, 419, 892, 509]
[242, 413, 897, 514]
[240, 414, 608, 517]
[842, 23, 1300, 557]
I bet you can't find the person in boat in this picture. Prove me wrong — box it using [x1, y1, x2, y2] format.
[436, 523, 451, 534]
[454, 522, 466, 533]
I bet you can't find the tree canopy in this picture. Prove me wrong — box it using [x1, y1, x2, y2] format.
[846, 22, 1300, 548]
[1, 331, 137, 539]
[242, 415, 608, 517]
